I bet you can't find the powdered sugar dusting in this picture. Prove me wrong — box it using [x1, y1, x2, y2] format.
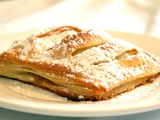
[104, 76, 160, 103]
[0, 77, 67, 101]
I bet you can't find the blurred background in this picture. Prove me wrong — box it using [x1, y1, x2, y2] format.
[0, 0, 160, 38]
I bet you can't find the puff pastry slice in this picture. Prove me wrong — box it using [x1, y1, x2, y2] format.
[0, 25, 160, 101]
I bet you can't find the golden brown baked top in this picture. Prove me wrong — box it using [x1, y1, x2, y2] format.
[0, 25, 160, 101]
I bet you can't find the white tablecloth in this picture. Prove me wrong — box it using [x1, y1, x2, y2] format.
[0, 0, 160, 37]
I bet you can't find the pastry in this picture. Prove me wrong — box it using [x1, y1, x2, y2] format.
[0, 25, 160, 101]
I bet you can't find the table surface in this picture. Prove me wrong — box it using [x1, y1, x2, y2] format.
[0, 0, 160, 119]
[0, 107, 160, 120]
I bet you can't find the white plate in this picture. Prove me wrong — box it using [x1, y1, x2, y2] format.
[0, 30, 160, 117]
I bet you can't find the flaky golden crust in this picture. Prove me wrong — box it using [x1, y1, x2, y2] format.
[0, 25, 160, 101]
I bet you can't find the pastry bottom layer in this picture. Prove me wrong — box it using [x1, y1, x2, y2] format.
[0, 66, 158, 101]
